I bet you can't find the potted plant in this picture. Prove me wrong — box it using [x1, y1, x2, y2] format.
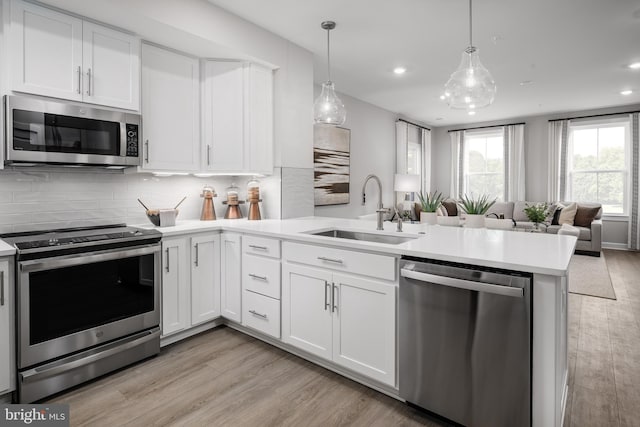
[458, 194, 497, 228]
[417, 191, 445, 225]
[523, 202, 549, 231]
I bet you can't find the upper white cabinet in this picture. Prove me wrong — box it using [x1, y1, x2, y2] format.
[11, 0, 140, 110]
[81, 22, 140, 110]
[202, 60, 274, 175]
[141, 43, 200, 171]
[0, 259, 15, 395]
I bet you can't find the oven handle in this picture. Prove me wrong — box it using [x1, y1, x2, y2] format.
[20, 327, 160, 383]
[19, 244, 160, 272]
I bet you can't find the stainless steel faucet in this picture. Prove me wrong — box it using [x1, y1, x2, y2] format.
[361, 174, 389, 230]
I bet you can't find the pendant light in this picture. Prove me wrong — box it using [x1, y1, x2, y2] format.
[443, 0, 496, 110]
[313, 21, 346, 125]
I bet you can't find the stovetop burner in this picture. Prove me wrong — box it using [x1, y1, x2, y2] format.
[0, 224, 161, 255]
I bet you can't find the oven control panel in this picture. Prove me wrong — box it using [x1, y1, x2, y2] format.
[126, 124, 139, 157]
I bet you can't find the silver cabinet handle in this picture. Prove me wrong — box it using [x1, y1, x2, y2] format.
[248, 273, 267, 281]
[0, 271, 4, 306]
[248, 245, 268, 250]
[249, 309, 267, 319]
[86, 68, 92, 95]
[165, 248, 170, 273]
[400, 269, 524, 298]
[318, 256, 343, 264]
[207, 145, 211, 165]
[194, 243, 199, 266]
[332, 283, 338, 313]
[77, 66, 82, 94]
[324, 281, 330, 311]
[144, 140, 149, 163]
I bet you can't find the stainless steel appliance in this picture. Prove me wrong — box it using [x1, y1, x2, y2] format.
[1, 224, 162, 403]
[4, 95, 140, 167]
[399, 257, 532, 427]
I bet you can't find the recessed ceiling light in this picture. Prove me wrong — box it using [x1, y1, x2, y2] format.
[621, 90, 633, 95]
[468, 111, 476, 116]
[629, 62, 640, 69]
[393, 67, 406, 75]
[439, 95, 446, 100]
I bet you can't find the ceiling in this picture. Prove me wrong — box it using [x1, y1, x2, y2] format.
[208, 0, 640, 126]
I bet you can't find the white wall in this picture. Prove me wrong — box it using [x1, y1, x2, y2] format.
[432, 103, 640, 246]
[313, 87, 397, 219]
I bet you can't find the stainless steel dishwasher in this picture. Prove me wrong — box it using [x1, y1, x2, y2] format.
[399, 257, 532, 427]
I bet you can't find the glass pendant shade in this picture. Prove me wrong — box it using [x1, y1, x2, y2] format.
[444, 47, 496, 110]
[314, 81, 346, 125]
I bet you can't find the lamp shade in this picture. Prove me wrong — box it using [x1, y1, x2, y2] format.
[394, 174, 421, 192]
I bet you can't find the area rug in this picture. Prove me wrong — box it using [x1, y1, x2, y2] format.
[568, 252, 616, 300]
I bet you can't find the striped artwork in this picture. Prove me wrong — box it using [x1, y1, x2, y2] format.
[314, 125, 350, 206]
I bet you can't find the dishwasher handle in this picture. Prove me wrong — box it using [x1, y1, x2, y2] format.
[401, 268, 524, 298]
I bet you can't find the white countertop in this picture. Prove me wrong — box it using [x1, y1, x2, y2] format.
[0, 240, 16, 257]
[137, 217, 577, 276]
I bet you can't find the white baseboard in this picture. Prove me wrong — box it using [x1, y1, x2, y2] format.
[602, 242, 629, 250]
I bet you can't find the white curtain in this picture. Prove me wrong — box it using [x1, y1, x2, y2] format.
[449, 130, 463, 198]
[421, 128, 432, 194]
[504, 124, 526, 201]
[547, 120, 569, 201]
[629, 113, 639, 250]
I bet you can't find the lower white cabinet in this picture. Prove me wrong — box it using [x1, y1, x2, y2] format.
[161, 233, 220, 337]
[220, 233, 242, 322]
[242, 289, 280, 338]
[0, 258, 14, 394]
[282, 262, 397, 386]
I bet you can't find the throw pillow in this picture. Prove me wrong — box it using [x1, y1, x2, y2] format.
[551, 203, 565, 225]
[574, 205, 600, 227]
[558, 202, 578, 225]
[442, 200, 458, 216]
[436, 205, 448, 216]
[545, 202, 559, 223]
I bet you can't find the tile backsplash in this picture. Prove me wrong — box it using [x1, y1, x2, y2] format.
[0, 167, 282, 233]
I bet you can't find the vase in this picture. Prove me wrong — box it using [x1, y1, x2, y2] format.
[420, 211, 437, 225]
[465, 214, 486, 228]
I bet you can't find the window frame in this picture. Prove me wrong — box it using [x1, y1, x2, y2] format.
[462, 128, 505, 200]
[567, 117, 631, 217]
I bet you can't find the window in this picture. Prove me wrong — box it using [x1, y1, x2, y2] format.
[568, 119, 630, 215]
[463, 130, 504, 200]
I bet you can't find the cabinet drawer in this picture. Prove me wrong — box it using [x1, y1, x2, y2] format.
[242, 290, 280, 339]
[242, 254, 281, 299]
[243, 235, 281, 259]
[283, 242, 396, 281]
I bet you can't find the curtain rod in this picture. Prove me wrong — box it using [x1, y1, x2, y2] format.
[447, 122, 525, 133]
[548, 110, 640, 123]
[397, 118, 431, 131]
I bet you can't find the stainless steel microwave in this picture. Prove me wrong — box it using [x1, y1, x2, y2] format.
[4, 95, 141, 167]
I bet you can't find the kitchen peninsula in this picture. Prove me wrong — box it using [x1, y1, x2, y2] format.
[142, 217, 574, 427]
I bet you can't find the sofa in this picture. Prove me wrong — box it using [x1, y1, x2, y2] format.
[440, 200, 602, 256]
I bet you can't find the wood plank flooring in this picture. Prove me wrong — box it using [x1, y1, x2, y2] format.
[48, 249, 640, 427]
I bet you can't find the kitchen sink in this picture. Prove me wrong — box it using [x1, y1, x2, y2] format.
[309, 228, 419, 245]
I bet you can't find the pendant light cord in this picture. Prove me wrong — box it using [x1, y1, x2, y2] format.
[469, 0, 473, 47]
[326, 28, 332, 82]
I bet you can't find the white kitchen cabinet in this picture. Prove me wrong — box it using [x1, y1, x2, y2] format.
[161, 237, 190, 336]
[11, 1, 83, 101]
[82, 22, 140, 110]
[220, 233, 242, 322]
[191, 234, 221, 325]
[282, 244, 397, 387]
[141, 43, 200, 171]
[0, 259, 14, 395]
[202, 60, 273, 174]
[11, 0, 140, 110]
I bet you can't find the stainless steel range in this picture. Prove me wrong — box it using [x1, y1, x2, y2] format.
[1, 224, 162, 403]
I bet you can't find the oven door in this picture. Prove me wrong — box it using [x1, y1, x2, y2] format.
[17, 244, 160, 369]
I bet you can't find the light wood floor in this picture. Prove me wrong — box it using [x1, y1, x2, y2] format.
[48, 249, 640, 427]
